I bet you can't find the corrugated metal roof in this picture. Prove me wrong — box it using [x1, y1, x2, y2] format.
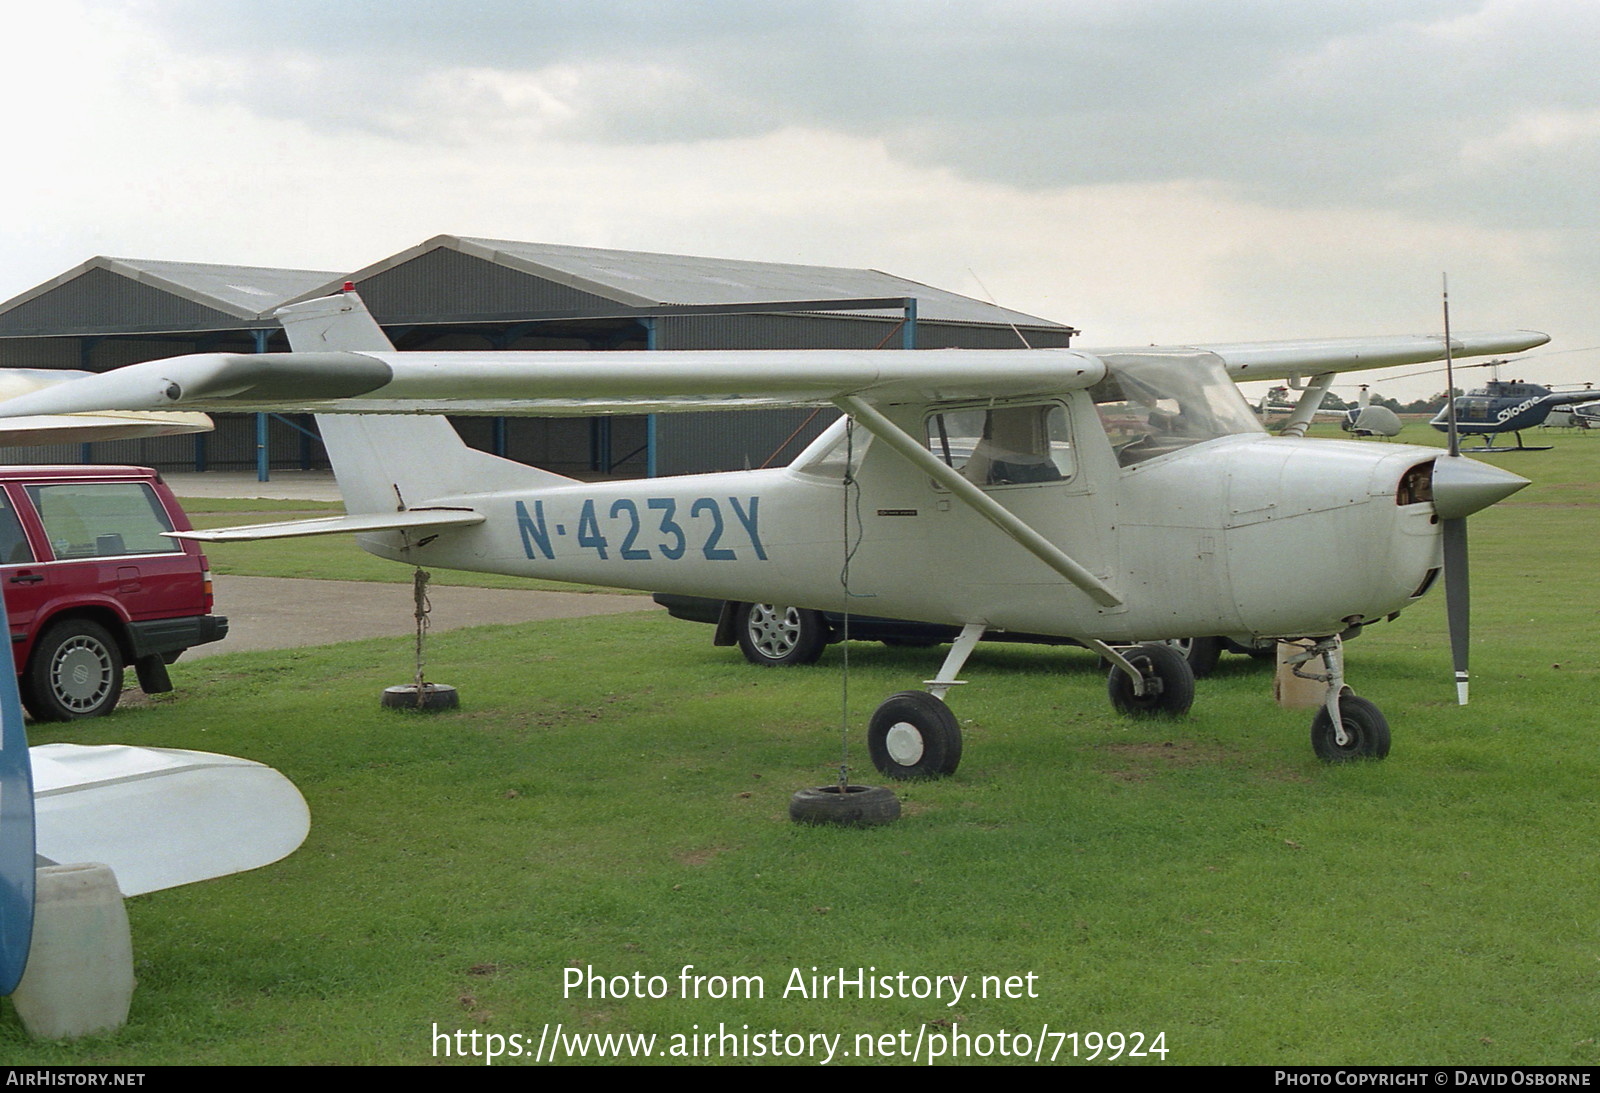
[0, 256, 339, 327]
[313, 235, 1068, 329]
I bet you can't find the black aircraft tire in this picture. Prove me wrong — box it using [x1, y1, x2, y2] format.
[789, 784, 902, 827]
[1310, 695, 1391, 762]
[866, 691, 963, 779]
[1106, 643, 1195, 718]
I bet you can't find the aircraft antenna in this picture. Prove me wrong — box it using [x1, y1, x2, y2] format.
[968, 268, 1034, 350]
[1443, 274, 1459, 458]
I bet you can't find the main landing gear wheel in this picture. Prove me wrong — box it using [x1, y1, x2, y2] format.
[789, 784, 902, 827]
[735, 602, 828, 666]
[1310, 695, 1391, 762]
[867, 690, 962, 780]
[1106, 642, 1195, 718]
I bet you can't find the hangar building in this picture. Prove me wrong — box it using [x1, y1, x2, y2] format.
[0, 236, 1077, 478]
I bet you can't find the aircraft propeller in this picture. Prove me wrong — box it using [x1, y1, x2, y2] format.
[1430, 454, 1525, 704]
[1431, 281, 1528, 704]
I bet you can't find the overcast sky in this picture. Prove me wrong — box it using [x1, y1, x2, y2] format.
[3, 0, 1596, 400]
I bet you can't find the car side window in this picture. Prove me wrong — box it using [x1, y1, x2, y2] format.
[25, 482, 181, 559]
[0, 493, 34, 564]
[926, 404, 1073, 486]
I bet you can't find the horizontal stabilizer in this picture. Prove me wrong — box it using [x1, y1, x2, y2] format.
[31, 743, 310, 897]
[170, 506, 484, 542]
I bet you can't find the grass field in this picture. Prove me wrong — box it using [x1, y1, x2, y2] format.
[1, 425, 1597, 1065]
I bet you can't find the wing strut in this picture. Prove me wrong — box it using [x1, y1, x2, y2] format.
[1278, 372, 1337, 439]
[833, 396, 1122, 608]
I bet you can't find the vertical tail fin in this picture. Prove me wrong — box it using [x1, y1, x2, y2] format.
[275, 291, 574, 514]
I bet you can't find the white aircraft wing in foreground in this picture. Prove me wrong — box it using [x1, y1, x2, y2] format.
[30, 743, 310, 898]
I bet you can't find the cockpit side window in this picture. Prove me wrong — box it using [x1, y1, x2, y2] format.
[793, 417, 870, 480]
[925, 404, 1074, 486]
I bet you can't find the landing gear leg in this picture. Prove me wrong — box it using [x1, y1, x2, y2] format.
[866, 623, 985, 780]
[1282, 637, 1391, 761]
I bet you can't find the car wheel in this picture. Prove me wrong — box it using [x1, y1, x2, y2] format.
[735, 603, 828, 666]
[1168, 636, 1222, 678]
[25, 620, 124, 721]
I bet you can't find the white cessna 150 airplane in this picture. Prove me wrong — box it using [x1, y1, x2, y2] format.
[0, 290, 1543, 778]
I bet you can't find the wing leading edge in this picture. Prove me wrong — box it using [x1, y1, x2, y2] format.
[0, 368, 213, 444]
[0, 285, 1549, 420]
[0, 347, 1111, 417]
[1192, 331, 1550, 380]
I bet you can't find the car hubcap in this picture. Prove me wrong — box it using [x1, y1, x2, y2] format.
[749, 605, 800, 657]
[885, 722, 925, 765]
[53, 639, 113, 711]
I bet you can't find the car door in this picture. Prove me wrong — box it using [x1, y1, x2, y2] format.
[0, 484, 46, 671]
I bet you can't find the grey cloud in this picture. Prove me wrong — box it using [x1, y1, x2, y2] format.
[124, 0, 1600, 228]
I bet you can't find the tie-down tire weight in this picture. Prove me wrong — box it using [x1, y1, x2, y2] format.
[1106, 643, 1195, 718]
[866, 690, 963, 779]
[788, 784, 902, 827]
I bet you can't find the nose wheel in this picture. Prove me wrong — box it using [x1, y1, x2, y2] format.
[1311, 695, 1390, 761]
[1281, 637, 1392, 762]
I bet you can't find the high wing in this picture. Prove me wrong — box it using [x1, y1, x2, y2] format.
[0, 315, 1549, 420]
[0, 369, 212, 445]
[0, 347, 1112, 417]
[1193, 332, 1549, 380]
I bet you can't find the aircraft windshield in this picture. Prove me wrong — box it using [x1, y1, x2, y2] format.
[1091, 351, 1264, 466]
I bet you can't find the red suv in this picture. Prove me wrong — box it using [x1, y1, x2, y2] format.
[0, 466, 227, 720]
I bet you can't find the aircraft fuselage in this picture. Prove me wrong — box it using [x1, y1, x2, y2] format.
[358, 395, 1445, 645]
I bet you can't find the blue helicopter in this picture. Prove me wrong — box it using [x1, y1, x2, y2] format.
[1430, 370, 1595, 451]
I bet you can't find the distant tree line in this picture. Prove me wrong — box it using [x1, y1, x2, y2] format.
[1323, 389, 1464, 414]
